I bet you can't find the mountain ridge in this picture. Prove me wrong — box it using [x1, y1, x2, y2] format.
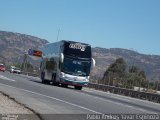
[91, 47, 160, 81]
[0, 31, 48, 66]
[0, 31, 160, 81]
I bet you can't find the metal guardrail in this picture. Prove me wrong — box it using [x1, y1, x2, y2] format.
[88, 83, 160, 103]
[21, 71, 39, 77]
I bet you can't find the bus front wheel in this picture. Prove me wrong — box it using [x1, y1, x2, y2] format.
[61, 83, 68, 88]
[74, 86, 82, 90]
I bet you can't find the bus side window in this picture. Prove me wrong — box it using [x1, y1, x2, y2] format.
[46, 59, 57, 71]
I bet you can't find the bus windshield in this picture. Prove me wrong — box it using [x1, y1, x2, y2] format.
[62, 57, 91, 76]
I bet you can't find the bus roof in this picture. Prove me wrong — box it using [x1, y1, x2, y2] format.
[44, 40, 90, 46]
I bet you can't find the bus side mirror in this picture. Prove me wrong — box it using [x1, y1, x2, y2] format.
[60, 53, 64, 63]
[91, 58, 96, 68]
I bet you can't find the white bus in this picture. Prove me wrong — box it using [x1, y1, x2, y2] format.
[40, 40, 95, 90]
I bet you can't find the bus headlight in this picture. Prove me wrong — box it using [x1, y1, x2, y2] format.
[60, 72, 65, 78]
[87, 76, 90, 79]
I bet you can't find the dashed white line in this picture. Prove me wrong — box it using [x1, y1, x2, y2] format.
[0, 75, 15, 82]
[0, 82, 158, 115]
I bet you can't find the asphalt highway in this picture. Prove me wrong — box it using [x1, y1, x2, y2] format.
[0, 71, 160, 120]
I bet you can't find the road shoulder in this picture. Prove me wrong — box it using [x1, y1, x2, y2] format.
[0, 91, 41, 120]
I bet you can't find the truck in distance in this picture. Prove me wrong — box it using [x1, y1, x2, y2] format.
[40, 40, 95, 90]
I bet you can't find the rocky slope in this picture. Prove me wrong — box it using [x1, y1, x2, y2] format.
[0, 31, 48, 66]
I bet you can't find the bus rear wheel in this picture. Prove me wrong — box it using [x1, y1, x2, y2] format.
[52, 73, 59, 86]
[41, 72, 46, 84]
[74, 86, 82, 90]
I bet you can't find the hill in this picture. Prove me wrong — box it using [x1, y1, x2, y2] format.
[0, 31, 48, 66]
[91, 47, 160, 81]
[0, 31, 160, 81]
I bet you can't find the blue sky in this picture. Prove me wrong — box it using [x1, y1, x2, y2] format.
[0, 0, 160, 55]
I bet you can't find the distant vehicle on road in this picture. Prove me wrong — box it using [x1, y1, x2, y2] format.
[40, 40, 95, 90]
[0, 64, 6, 72]
[10, 67, 21, 74]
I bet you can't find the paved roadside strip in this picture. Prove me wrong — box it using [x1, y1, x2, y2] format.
[0, 91, 41, 120]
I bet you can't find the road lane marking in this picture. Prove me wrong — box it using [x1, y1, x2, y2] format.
[1, 81, 158, 115]
[0, 75, 15, 82]
[0, 83, 102, 114]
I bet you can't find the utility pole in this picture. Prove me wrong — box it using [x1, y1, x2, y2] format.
[26, 54, 28, 76]
[156, 81, 159, 92]
[56, 27, 61, 41]
[22, 49, 28, 74]
[147, 80, 149, 92]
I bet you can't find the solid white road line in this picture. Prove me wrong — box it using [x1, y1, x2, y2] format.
[0, 83, 102, 114]
[0, 75, 15, 82]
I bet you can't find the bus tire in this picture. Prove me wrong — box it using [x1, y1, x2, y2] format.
[75, 86, 82, 90]
[52, 73, 59, 86]
[41, 72, 46, 84]
[61, 83, 68, 88]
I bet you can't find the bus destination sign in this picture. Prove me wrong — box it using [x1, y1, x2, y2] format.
[69, 43, 86, 51]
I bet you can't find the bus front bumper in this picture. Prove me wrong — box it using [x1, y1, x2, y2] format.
[60, 77, 89, 86]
